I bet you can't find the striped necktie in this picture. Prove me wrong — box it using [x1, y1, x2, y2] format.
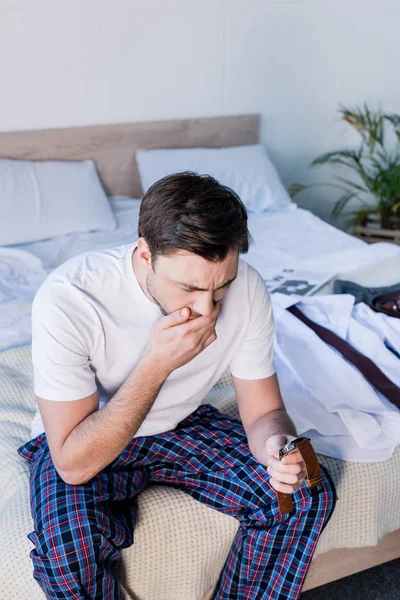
[287, 304, 400, 409]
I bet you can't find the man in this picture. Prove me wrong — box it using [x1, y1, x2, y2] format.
[18, 172, 336, 599]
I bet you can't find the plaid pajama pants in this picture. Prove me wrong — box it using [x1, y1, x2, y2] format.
[18, 403, 337, 600]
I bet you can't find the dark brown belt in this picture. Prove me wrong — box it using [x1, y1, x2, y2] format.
[277, 437, 324, 514]
[287, 304, 400, 409]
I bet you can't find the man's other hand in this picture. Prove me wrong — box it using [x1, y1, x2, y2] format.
[265, 434, 306, 494]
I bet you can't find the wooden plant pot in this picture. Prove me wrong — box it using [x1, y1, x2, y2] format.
[353, 225, 400, 245]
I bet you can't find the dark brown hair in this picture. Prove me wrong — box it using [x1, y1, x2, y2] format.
[138, 171, 251, 262]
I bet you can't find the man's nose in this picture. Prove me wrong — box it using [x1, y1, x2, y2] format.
[193, 293, 215, 317]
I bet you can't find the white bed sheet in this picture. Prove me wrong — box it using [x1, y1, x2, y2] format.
[0, 197, 399, 353]
[0, 197, 140, 350]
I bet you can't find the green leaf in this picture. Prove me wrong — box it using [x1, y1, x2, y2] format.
[344, 206, 379, 228]
[339, 104, 385, 150]
[287, 183, 307, 197]
[331, 191, 359, 219]
[311, 149, 362, 169]
[392, 201, 400, 212]
[384, 114, 400, 143]
[287, 182, 350, 199]
[334, 175, 368, 193]
[339, 105, 366, 136]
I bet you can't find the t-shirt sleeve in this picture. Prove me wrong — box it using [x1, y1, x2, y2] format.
[31, 280, 98, 401]
[229, 269, 276, 380]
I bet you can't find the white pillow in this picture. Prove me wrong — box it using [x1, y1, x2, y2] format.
[136, 144, 293, 212]
[0, 159, 117, 246]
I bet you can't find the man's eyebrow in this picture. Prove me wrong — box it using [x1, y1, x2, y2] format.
[176, 276, 237, 292]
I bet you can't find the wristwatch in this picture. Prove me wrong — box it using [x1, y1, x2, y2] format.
[277, 436, 324, 515]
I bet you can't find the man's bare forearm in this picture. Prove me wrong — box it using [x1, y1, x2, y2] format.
[58, 359, 168, 485]
[246, 409, 297, 466]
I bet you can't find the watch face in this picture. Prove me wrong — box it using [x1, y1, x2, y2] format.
[291, 436, 309, 446]
[279, 437, 310, 460]
[282, 442, 295, 453]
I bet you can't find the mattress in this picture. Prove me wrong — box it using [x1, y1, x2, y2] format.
[1, 345, 399, 600]
[2, 197, 399, 354]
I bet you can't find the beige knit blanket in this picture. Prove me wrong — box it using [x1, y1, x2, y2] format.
[1, 345, 399, 600]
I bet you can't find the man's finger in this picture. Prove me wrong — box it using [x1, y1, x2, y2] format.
[161, 300, 222, 334]
[184, 315, 216, 335]
[267, 467, 305, 486]
[182, 300, 222, 335]
[268, 456, 304, 475]
[158, 307, 192, 330]
[269, 478, 304, 494]
[280, 450, 304, 466]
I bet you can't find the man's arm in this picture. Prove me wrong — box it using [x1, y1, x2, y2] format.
[233, 373, 306, 494]
[39, 302, 220, 486]
[234, 373, 296, 462]
[38, 358, 166, 486]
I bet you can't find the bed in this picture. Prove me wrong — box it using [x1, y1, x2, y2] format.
[0, 114, 399, 600]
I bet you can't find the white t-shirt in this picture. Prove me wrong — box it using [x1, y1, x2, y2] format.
[30, 243, 276, 440]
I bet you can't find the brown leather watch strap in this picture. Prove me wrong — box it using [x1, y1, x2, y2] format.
[277, 438, 323, 515]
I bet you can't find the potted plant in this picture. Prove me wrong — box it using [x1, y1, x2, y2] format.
[290, 105, 400, 244]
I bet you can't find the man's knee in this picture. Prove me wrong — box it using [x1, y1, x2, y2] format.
[30, 524, 90, 572]
[28, 522, 112, 599]
[288, 464, 337, 526]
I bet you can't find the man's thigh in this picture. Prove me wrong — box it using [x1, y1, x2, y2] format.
[137, 404, 336, 529]
[19, 434, 149, 548]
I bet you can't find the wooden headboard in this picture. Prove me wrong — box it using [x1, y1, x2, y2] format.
[0, 114, 260, 197]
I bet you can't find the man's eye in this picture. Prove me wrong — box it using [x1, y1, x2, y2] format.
[214, 286, 230, 297]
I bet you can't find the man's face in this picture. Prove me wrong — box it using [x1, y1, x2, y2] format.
[145, 248, 238, 318]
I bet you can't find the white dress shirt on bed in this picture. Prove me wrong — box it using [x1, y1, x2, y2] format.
[30, 243, 275, 440]
[271, 293, 400, 462]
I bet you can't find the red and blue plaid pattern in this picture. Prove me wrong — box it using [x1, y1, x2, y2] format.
[18, 403, 336, 599]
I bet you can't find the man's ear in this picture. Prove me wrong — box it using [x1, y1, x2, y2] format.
[136, 237, 153, 269]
